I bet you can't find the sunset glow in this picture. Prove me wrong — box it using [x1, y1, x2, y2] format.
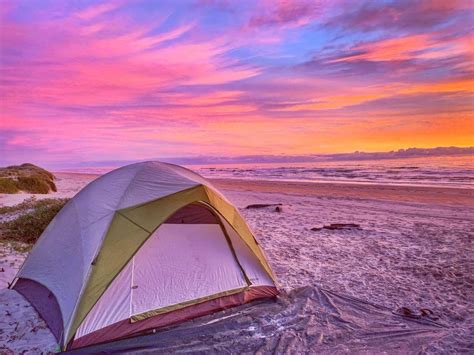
[1, 0, 473, 167]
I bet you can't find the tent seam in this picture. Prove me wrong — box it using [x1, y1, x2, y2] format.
[63, 211, 119, 348]
[116, 212, 151, 234]
[119, 184, 202, 213]
[161, 162, 219, 192]
[115, 164, 147, 210]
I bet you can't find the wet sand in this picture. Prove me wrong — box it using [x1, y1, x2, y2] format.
[211, 178, 474, 206]
[0, 173, 472, 353]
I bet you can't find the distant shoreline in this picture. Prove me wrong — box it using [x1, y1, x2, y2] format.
[45, 147, 474, 168]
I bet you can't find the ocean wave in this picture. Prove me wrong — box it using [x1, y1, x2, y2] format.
[195, 156, 474, 188]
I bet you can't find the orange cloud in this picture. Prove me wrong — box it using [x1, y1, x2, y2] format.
[400, 79, 474, 95]
[332, 35, 431, 62]
[332, 32, 473, 63]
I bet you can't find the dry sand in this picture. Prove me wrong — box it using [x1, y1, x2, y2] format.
[0, 173, 472, 353]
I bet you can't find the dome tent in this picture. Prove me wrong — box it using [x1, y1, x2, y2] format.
[10, 162, 278, 350]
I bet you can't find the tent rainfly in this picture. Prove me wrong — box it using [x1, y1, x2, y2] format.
[10, 162, 278, 350]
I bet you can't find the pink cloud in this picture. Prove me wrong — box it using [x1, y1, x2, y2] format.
[248, 0, 324, 28]
[0, 8, 259, 111]
[76, 2, 123, 21]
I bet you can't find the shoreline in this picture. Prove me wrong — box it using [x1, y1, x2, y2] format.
[209, 177, 474, 207]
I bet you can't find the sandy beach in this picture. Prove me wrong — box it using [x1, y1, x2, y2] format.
[0, 172, 472, 353]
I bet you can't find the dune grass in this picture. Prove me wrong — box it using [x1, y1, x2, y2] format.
[0, 178, 20, 194]
[16, 176, 52, 194]
[0, 163, 57, 194]
[0, 197, 70, 248]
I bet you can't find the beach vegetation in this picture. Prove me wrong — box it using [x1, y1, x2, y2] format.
[0, 197, 70, 248]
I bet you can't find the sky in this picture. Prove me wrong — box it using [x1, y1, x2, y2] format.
[1, 0, 473, 167]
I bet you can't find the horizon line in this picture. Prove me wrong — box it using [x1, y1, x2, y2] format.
[38, 146, 474, 170]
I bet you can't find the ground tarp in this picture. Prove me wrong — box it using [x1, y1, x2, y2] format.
[65, 285, 447, 354]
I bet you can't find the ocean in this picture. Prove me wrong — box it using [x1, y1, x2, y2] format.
[60, 155, 474, 189]
[193, 155, 474, 189]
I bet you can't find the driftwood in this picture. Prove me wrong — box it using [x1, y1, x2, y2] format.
[245, 203, 282, 209]
[311, 223, 361, 231]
